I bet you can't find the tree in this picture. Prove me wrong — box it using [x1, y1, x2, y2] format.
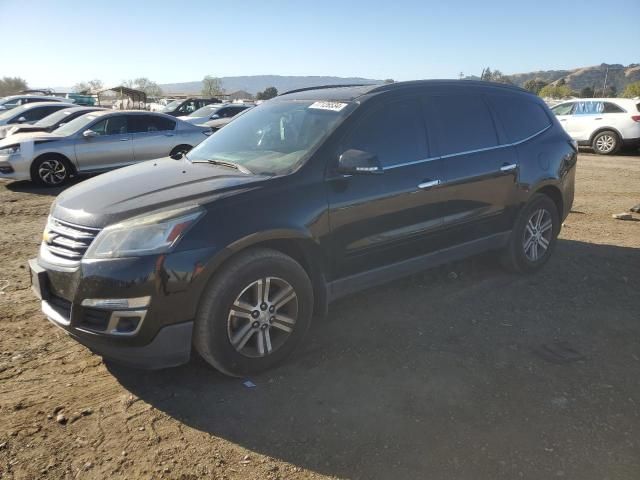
[256, 87, 278, 100]
[538, 84, 573, 99]
[602, 85, 617, 98]
[523, 79, 548, 95]
[73, 79, 103, 94]
[622, 81, 640, 98]
[123, 78, 163, 97]
[580, 86, 594, 98]
[557, 78, 567, 86]
[481, 67, 512, 84]
[0, 76, 28, 96]
[202, 75, 223, 97]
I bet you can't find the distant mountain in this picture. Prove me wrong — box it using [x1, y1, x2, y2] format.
[508, 63, 640, 93]
[159, 75, 381, 95]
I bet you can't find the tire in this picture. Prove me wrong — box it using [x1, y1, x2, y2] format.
[501, 194, 560, 274]
[30, 155, 72, 187]
[170, 145, 192, 158]
[193, 248, 314, 377]
[591, 130, 620, 155]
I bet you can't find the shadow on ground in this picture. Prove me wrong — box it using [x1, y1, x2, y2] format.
[109, 239, 640, 479]
[5, 176, 88, 196]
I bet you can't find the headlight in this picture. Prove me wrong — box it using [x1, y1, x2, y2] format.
[85, 207, 204, 259]
[0, 144, 19, 155]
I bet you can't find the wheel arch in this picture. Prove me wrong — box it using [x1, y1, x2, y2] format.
[32, 151, 77, 175]
[589, 126, 622, 144]
[533, 183, 564, 220]
[198, 230, 330, 319]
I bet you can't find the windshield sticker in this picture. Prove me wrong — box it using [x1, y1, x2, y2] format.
[308, 101, 348, 112]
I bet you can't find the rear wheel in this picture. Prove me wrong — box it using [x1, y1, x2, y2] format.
[194, 248, 313, 377]
[501, 194, 560, 273]
[30, 156, 72, 187]
[591, 130, 620, 155]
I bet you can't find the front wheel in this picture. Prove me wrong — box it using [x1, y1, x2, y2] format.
[31, 156, 71, 187]
[501, 194, 560, 273]
[193, 248, 314, 377]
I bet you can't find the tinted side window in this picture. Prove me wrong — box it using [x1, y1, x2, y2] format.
[428, 95, 498, 155]
[344, 99, 426, 168]
[603, 102, 625, 113]
[129, 115, 176, 133]
[90, 116, 128, 135]
[488, 95, 552, 143]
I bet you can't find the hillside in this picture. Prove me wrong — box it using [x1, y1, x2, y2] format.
[160, 75, 381, 95]
[509, 63, 640, 93]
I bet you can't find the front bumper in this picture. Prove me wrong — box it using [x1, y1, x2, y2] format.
[0, 152, 31, 181]
[28, 246, 215, 368]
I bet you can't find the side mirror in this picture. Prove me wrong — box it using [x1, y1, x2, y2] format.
[17, 116, 27, 123]
[82, 129, 98, 138]
[337, 149, 383, 175]
[210, 114, 220, 120]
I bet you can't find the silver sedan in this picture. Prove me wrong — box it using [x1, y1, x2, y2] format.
[0, 110, 212, 186]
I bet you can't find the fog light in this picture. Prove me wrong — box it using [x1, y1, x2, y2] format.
[81, 296, 150, 310]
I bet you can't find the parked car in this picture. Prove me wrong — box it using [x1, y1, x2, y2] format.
[550, 98, 640, 154]
[2, 106, 105, 136]
[0, 110, 211, 186]
[0, 102, 76, 138]
[201, 105, 254, 131]
[161, 98, 221, 117]
[28, 81, 576, 376]
[178, 103, 253, 125]
[0, 95, 71, 111]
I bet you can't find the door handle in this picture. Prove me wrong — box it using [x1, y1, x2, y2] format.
[164, 133, 175, 137]
[119, 138, 130, 141]
[559, 118, 567, 122]
[500, 163, 517, 172]
[418, 179, 441, 189]
[594, 117, 602, 120]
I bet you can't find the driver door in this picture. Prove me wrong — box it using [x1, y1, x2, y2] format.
[73, 115, 134, 172]
[326, 97, 446, 280]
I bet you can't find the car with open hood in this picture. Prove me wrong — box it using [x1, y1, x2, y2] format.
[2, 106, 105, 137]
[0, 101, 76, 139]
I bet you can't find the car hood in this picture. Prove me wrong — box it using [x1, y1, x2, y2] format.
[0, 131, 61, 146]
[52, 157, 268, 228]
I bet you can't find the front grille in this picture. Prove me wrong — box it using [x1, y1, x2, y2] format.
[44, 217, 100, 261]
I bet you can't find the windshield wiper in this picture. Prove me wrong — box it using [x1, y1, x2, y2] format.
[190, 158, 252, 174]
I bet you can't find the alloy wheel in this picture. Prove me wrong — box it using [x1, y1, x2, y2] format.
[522, 208, 553, 262]
[38, 159, 67, 185]
[595, 134, 615, 153]
[227, 277, 298, 358]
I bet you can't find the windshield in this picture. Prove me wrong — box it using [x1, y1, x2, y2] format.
[188, 105, 221, 117]
[53, 114, 99, 136]
[161, 100, 182, 112]
[34, 108, 75, 127]
[187, 100, 355, 175]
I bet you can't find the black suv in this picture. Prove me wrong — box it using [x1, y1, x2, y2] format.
[30, 81, 577, 376]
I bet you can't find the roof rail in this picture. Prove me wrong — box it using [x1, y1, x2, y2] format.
[279, 84, 375, 96]
[366, 79, 530, 95]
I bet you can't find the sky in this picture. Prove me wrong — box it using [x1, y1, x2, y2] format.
[3, 0, 639, 88]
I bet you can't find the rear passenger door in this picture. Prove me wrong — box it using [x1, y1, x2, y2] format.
[327, 97, 446, 279]
[424, 94, 518, 245]
[129, 114, 177, 161]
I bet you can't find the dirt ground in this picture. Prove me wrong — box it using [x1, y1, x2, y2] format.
[1, 152, 639, 480]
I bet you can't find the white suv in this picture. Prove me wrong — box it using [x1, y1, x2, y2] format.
[550, 98, 640, 155]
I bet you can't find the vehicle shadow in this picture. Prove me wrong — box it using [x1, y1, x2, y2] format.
[108, 239, 640, 479]
[4, 176, 87, 196]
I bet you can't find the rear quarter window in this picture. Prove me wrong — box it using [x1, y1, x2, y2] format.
[487, 95, 551, 143]
[427, 94, 498, 156]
